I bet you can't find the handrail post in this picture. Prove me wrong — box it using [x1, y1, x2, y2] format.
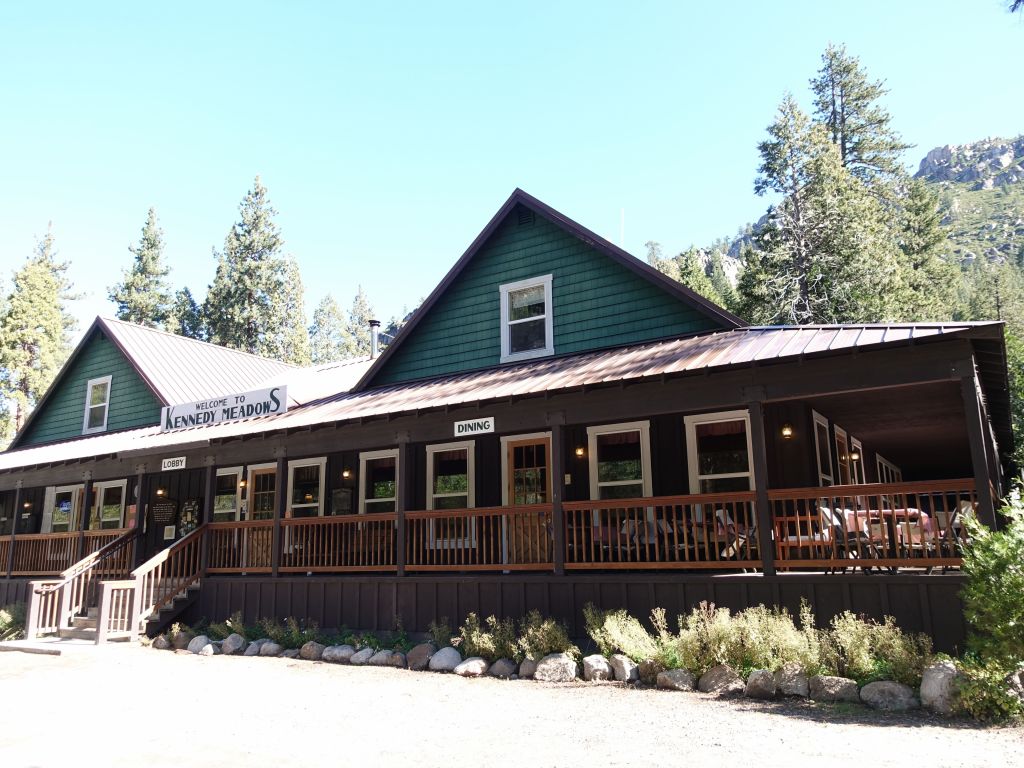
[96, 582, 111, 644]
[7, 483, 21, 578]
[549, 418, 566, 576]
[77, 474, 93, 562]
[58, 577, 73, 630]
[132, 468, 147, 568]
[25, 581, 43, 640]
[396, 438, 413, 577]
[746, 397, 776, 576]
[272, 454, 286, 577]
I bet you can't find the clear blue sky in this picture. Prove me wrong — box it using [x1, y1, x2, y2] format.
[1, 1, 1022, 339]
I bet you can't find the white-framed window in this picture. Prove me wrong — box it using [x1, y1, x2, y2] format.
[44, 484, 84, 534]
[426, 441, 475, 548]
[499, 274, 553, 363]
[359, 449, 399, 514]
[684, 410, 754, 494]
[213, 467, 243, 523]
[876, 454, 903, 484]
[246, 463, 277, 521]
[850, 438, 866, 485]
[587, 421, 652, 500]
[82, 375, 112, 434]
[813, 410, 834, 487]
[91, 479, 127, 530]
[287, 457, 327, 518]
[834, 426, 852, 485]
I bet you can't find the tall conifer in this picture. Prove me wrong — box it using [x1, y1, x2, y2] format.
[108, 208, 172, 327]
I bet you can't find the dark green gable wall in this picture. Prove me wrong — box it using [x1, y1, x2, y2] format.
[18, 332, 162, 447]
[374, 205, 726, 385]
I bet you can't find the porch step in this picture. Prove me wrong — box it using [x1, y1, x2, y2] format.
[59, 626, 98, 641]
[144, 584, 201, 638]
[72, 615, 98, 630]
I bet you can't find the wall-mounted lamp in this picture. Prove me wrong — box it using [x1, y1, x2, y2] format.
[22, 501, 32, 509]
[155, 487, 166, 497]
[341, 468, 352, 480]
[238, 479, 247, 489]
[780, 423, 794, 440]
[849, 450, 861, 462]
[574, 447, 585, 458]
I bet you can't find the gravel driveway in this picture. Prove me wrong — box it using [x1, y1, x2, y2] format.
[1, 646, 1020, 768]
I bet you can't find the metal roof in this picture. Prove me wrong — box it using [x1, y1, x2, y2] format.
[0, 322, 1003, 474]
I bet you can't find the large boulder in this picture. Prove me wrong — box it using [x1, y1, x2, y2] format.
[244, 639, 268, 657]
[638, 659, 665, 686]
[281, 648, 300, 659]
[488, 659, 517, 678]
[152, 635, 171, 651]
[657, 669, 697, 691]
[387, 651, 407, 668]
[774, 662, 809, 697]
[187, 635, 212, 655]
[221, 633, 248, 656]
[428, 646, 462, 672]
[172, 631, 194, 650]
[454, 657, 490, 677]
[368, 649, 395, 666]
[860, 681, 919, 712]
[350, 647, 375, 666]
[407, 643, 437, 671]
[582, 655, 613, 682]
[321, 644, 356, 664]
[197, 643, 216, 657]
[300, 641, 326, 661]
[809, 675, 860, 704]
[260, 641, 284, 657]
[609, 654, 639, 684]
[518, 658, 538, 679]
[744, 670, 777, 699]
[534, 653, 578, 683]
[920, 660, 961, 715]
[698, 665, 744, 696]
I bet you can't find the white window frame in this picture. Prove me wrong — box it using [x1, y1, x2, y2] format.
[287, 457, 327, 518]
[812, 410, 834, 487]
[245, 462, 277, 521]
[82, 375, 112, 435]
[45, 483, 84, 534]
[359, 449, 400, 515]
[499, 431, 552, 506]
[684, 410, 755, 495]
[426, 440, 476, 548]
[499, 274, 554, 363]
[213, 466, 244, 523]
[93, 479, 128, 530]
[850, 438, 866, 485]
[586, 421, 653, 501]
[834, 425, 852, 486]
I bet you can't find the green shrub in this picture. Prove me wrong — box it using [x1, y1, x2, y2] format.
[821, 612, 931, 687]
[427, 616, 453, 648]
[961, 487, 1024, 670]
[257, 616, 322, 649]
[0, 603, 26, 641]
[517, 610, 579, 661]
[206, 610, 253, 641]
[455, 613, 519, 662]
[583, 603, 658, 662]
[954, 659, 1024, 722]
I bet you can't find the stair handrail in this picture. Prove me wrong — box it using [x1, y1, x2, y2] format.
[130, 524, 207, 631]
[24, 528, 138, 638]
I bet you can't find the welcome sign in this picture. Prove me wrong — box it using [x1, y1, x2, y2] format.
[160, 386, 288, 432]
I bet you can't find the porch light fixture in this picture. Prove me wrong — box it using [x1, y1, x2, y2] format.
[780, 423, 794, 440]
[239, 479, 247, 489]
[156, 487, 166, 497]
[574, 447, 585, 458]
[849, 449, 861, 462]
[342, 468, 352, 480]
[22, 501, 31, 509]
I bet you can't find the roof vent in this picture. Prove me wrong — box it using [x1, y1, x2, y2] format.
[517, 208, 535, 226]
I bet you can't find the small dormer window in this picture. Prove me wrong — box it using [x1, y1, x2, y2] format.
[499, 274, 553, 363]
[82, 375, 112, 434]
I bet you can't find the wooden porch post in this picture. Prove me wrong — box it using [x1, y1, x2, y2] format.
[6, 482, 21, 578]
[77, 473, 93, 562]
[132, 467, 147, 568]
[272, 453, 286, 577]
[201, 460, 215, 576]
[961, 373, 998, 529]
[396, 435, 413, 577]
[746, 397, 776, 576]
[548, 413, 566, 576]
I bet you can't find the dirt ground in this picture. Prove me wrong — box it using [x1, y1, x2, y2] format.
[1, 645, 1020, 768]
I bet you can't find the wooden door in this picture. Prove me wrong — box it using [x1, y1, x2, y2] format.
[506, 437, 552, 564]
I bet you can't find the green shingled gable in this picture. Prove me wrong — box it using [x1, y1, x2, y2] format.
[18, 332, 162, 446]
[373, 204, 726, 385]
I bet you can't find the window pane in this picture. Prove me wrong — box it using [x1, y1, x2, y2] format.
[291, 465, 321, 505]
[251, 472, 276, 519]
[596, 431, 642, 483]
[365, 499, 395, 513]
[89, 382, 109, 407]
[509, 318, 546, 354]
[509, 285, 545, 321]
[214, 475, 238, 514]
[87, 405, 106, 429]
[100, 487, 123, 521]
[433, 495, 468, 510]
[432, 449, 468, 495]
[835, 433, 851, 484]
[699, 476, 751, 494]
[599, 483, 643, 500]
[816, 422, 832, 478]
[696, 420, 749, 475]
[365, 457, 396, 500]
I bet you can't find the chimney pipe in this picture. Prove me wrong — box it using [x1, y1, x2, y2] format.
[369, 319, 381, 359]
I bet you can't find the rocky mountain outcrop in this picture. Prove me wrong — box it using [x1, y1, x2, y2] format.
[915, 136, 1024, 190]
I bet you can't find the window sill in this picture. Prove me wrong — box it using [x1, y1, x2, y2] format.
[499, 347, 554, 365]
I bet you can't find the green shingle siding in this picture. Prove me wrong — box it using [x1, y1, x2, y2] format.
[18, 332, 162, 446]
[374, 205, 725, 385]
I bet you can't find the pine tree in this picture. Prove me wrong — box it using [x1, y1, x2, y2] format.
[203, 177, 308, 361]
[341, 286, 374, 358]
[278, 257, 311, 366]
[647, 241, 722, 305]
[167, 288, 205, 340]
[309, 294, 346, 364]
[708, 250, 737, 311]
[810, 43, 911, 183]
[895, 179, 957, 321]
[0, 227, 77, 445]
[108, 208, 172, 327]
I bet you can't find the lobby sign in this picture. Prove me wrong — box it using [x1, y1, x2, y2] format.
[161, 386, 288, 432]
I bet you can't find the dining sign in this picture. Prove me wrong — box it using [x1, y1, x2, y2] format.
[160, 386, 288, 432]
[454, 416, 494, 436]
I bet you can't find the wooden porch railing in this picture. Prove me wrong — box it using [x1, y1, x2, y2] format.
[563, 493, 760, 570]
[405, 504, 553, 571]
[96, 580, 138, 642]
[7, 529, 128, 577]
[767, 479, 975, 570]
[208, 520, 274, 573]
[280, 513, 397, 573]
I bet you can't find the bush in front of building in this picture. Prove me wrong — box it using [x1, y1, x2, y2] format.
[455, 612, 519, 662]
[0, 602, 26, 641]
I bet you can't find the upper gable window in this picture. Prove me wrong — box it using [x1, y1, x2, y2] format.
[82, 375, 112, 434]
[499, 274, 553, 363]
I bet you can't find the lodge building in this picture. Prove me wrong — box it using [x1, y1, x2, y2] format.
[0, 189, 1011, 651]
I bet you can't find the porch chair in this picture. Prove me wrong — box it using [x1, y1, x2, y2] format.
[773, 506, 831, 564]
